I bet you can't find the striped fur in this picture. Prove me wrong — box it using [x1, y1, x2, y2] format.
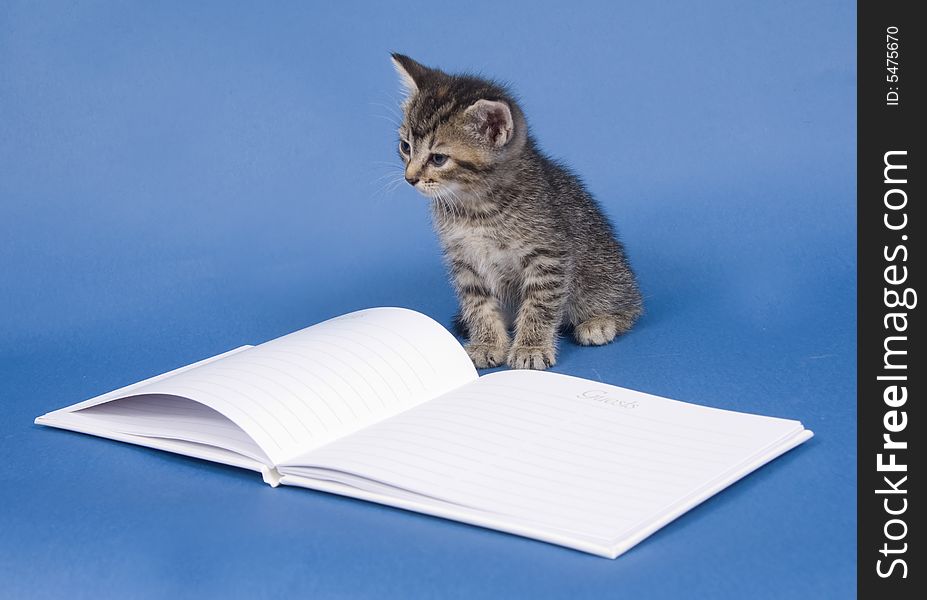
[392, 54, 642, 370]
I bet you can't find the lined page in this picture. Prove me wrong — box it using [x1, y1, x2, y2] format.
[54, 308, 477, 465]
[286, 370, 806, 541]
[63, 394, 270, 464]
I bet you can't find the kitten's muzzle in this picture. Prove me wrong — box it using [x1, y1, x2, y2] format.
[405, 176, 420, 186]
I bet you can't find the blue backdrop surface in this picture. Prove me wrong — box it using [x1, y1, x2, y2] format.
[1, 1, 855, 598]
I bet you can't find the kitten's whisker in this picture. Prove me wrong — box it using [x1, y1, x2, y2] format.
[449, 189, 464, 219]
[371, 114, 400, 128]
[369, 175, 405, 197]
[434, 188, 455, 219]
[368, 101, 402, 120]
[435, 188, 452, 217]
[371, 173, 407, 202]
[444, 187, 465, 220]
[371, 170, 404, 184]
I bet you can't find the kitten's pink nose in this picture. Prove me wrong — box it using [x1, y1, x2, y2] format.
[405, 176, 419, 186]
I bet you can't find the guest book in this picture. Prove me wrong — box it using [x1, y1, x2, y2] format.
[35, 308, 813, 558]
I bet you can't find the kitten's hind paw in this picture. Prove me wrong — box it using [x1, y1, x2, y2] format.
[466, 342, 509, 369]
[574, 316, 620, 346]
[507, 345, 556, 370]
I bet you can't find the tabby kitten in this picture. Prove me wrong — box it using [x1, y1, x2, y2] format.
[391, 54, 642, 370]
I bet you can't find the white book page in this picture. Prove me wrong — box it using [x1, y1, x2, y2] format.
[61, 394, 271, 464]
[40, 308, 477, 466]
[283, 370, 808, 543]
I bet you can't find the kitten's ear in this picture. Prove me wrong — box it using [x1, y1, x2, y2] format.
[464, 99, 515, 148]
[390, 53, 428, 94]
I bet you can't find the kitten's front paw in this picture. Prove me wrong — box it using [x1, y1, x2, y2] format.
[507, 345, 556, 370]
[574, 317, 619, 346]
[466, 342, 510, 369]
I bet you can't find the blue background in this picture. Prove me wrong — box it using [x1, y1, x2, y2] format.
[1, 1, 856, 598]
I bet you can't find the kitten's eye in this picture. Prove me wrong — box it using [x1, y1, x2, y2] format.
[431, 153, 448, 166]
[399, 140, 411, 154]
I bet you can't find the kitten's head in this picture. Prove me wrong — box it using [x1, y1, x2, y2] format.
[391, 54, 526, 201]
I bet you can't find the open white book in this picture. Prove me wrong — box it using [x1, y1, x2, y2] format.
[35, 308, 812, 558]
